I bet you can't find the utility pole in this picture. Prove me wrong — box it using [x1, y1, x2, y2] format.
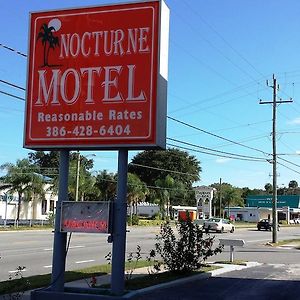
[260, 74, 293, 243]
[219, 178, 222, 218]
[75, 150, 80, 202]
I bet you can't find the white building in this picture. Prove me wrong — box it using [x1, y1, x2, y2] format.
[128, 202, 160, 218]
[194, 186, 215, 219]
[0, 184, 58, 224]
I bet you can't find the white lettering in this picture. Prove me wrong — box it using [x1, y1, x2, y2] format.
[127, 65, 146, 101]
[35, 69, 60, 105]
[80, 67, 102, 104]
[81, 32, 91, 57]
[60, 69, 80, 104]
[139, 27, 150, 52]
[70, 33, 80, 57]
[102, 66, 123, 102]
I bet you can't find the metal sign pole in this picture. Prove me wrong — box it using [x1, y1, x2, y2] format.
[50, 150, 69, 291]
[111, 149, 128, 295]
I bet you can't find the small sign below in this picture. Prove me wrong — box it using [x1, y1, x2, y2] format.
[60, 201, 112, 234]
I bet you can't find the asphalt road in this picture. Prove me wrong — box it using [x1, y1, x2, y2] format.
[131, 263, 300, 300]
[0, 226, 160, 281]
[1, 226, 300, 281]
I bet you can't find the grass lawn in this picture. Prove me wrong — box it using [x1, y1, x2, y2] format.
[0, 260, 155, 295]
[267, 238, 300, 248]
[99, 265, 219, 291]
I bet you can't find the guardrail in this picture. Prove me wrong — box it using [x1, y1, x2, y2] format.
[0, 219, 50, 227]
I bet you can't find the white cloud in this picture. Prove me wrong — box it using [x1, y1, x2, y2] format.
[288, 117, 300, 125]
[215, 158, 232, 164]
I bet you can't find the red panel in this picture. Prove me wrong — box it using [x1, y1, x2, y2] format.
[25, 1, 160, 149]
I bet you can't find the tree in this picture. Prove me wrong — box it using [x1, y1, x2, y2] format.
[128, 148, 200, 187]
[155, 175, 175, 220]
[222, 186, 242, 217]
[0, 159, 42, 221]
[95, 170, 117, 201]
[29, 151, 95, 197]
[37, 23, 59, 67]
[127, 173, 148, 224]
[210, 182, 243, 216]
[264, 183, 273, 194]
[68, 158, 96, 201]
[289, 180, 298, 189]
[128, 148, 201, 206]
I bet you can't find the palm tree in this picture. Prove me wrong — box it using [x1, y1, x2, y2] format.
[127, 173, 148, 224]
[155, 175, 175, 220]
[37, 23, 59, 67]
[24, 173, 45, 220]
[264, 183, 273, 195]
[95, 170, 117, 201]
[288, 180, 298, 195]
[0, 159, 40, 221]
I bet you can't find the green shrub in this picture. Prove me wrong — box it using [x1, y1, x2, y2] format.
[127, 215, 139, 226]
[153, 218, 223, 273]
[131, 215, 139, 225]
[46, 212, 55, 228]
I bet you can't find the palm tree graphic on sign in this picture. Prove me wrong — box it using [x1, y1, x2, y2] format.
[37, 18, 61, 67]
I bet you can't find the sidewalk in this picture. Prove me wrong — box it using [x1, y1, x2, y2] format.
[4, 262, 261, 300]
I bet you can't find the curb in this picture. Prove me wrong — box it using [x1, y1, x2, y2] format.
[123, 261, 262, 299]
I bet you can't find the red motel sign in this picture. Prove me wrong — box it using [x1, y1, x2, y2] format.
[24, 1, 169, 150]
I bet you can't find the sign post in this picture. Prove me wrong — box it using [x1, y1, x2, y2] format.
[111, 150, 128, 295]
[51, 150, 69, 292]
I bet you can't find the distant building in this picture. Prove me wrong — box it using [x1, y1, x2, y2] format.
[171, 205, 197, 221]
[224, 195, 300, 222]
[131, 202, 160, 218]
[194, 186, 215, 219]
[0, 184, 58, 224]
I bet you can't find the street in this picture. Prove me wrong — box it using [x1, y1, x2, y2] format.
[131, 263, 300, 300]
[0, 226, 300, 281]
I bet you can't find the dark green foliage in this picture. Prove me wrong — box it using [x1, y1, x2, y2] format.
[126, 245, 142, 280]
[127, 215, 139, 226]
[131, 215, 139, 225]
[154, 218, 223, 273]
[128, 148, 201, 187]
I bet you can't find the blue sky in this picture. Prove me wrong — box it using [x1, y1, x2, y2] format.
[1, 0, 300, 189]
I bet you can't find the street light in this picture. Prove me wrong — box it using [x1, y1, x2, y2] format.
[75, 152, 96, 201]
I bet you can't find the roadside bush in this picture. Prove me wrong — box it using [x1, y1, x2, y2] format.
[153, 218, 223, 273]
[127, 215, 139, 226]
[131, 215, 139, 225]
[46, 212, 55, 228]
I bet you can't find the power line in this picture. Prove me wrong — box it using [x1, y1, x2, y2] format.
[277, 161, 300, 176]
[167, 116, 269, 155]
[0, 43, 27, 58]
[181, 0, 265, 79]
[172, 8, 259, 83]
[0, 79, 26, 91]
[169, 78, 266, 115]
[167, 137, 267, 161]
[278, 156, 300, 169]
[129, 163, 197, 177]
[167, 143, 266, 162]
[0, 90, 25, 101]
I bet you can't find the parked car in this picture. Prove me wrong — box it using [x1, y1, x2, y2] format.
[257, 219, 280, 231]
[203, 218, 235, 233]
